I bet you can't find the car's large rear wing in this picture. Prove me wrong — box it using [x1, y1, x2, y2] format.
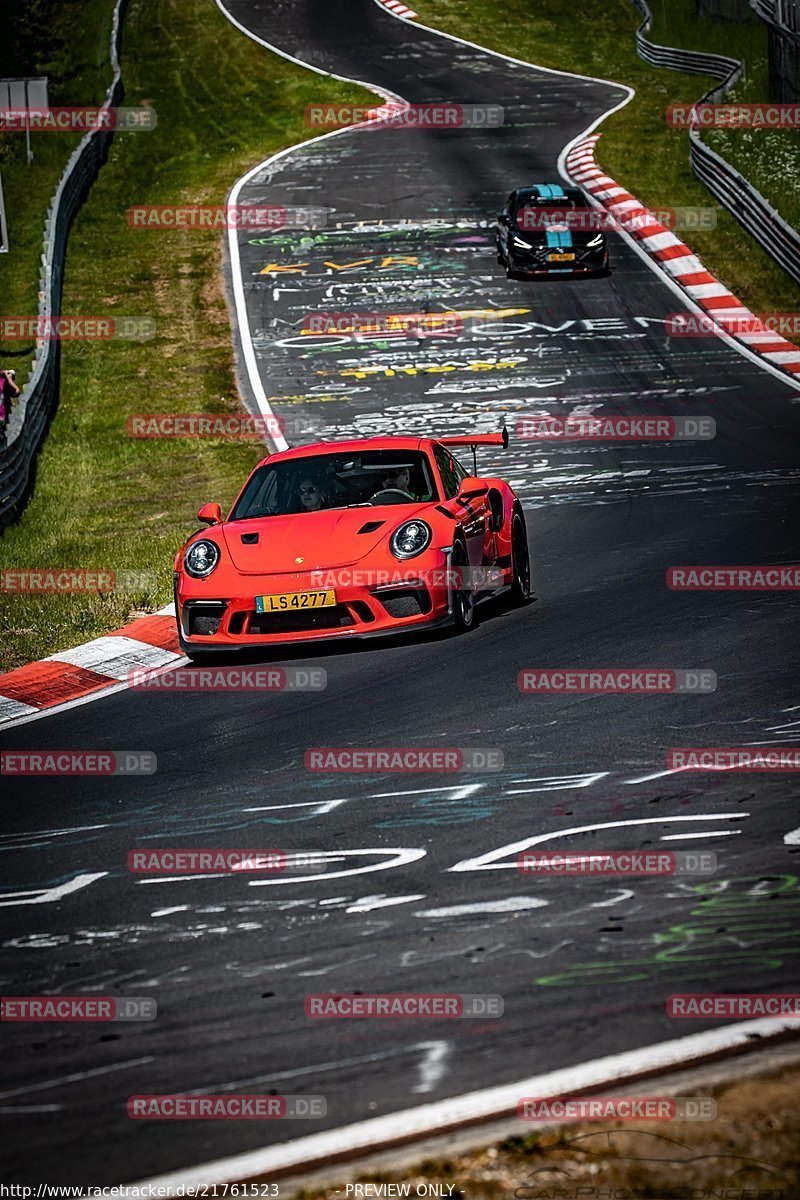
[437, 428, 509, 450]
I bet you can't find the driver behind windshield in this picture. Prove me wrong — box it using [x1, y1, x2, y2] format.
[374, 465, 415, 499]
[298, 478, 327, 511]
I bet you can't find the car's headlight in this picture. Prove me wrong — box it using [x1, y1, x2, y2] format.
[586, 233, 605, 248]
[390, 520, 432, 560]
[184, 539, 220, 578]
[513, 235, 534, 249]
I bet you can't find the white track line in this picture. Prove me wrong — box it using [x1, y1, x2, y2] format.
[120, 1019, 799, 1189]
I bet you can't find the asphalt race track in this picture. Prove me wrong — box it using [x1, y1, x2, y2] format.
[2, 0, 800, 1185]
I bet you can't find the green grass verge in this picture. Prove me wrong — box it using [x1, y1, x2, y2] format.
[0, 0, 116, 391]
[409, 0, 800, 312]
[646, 0, 800, 235]
[0, 0, 371, 672]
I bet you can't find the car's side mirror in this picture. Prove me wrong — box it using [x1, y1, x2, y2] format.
[197, 502, 222, 526]
[457, 477, 488, 502]
[497, 212, 509, 224]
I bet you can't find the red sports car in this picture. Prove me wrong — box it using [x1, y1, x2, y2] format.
[173, 431, 531, 658]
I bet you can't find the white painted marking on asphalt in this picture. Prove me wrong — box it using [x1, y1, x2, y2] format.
[346, 894, 425, 913]
[449, 814, 747, 872]
[0, 872, 108, 907]
[590, 888, 634, 907]
[661, 831, 741, 840]
[151, 906, 191, 917]
[242, 799, 347, 814]
[622, 767, 687, 784]
[784, 827, 800, 845]
[248, 848, 426, 885]
[416, 898, 548, 917]
[0, 1057, 154, 1100]
[368, 784, 484, 799]
[413, 1042, 450, 1094]
[122, 1019, 799, 1189]
[505, 772, 610, 793]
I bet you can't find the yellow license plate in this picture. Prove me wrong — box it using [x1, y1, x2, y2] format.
[548, 252, 575, 262]
[255, 589, 336, 613]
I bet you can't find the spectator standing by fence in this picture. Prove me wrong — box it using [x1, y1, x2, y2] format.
[0, 368, 20, 449]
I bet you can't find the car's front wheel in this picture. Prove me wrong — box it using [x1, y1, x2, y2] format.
[508, 511, 532, 606]
[449, 542, 476, 633]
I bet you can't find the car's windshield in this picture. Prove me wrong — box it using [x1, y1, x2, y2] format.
[230, 450, 437, 520]
[514, 191, 587, 231]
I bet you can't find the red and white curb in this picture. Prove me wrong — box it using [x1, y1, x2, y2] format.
[0, 606, 182, 728]
[565, 134, 800, 378]
[379, 0, 418, 18]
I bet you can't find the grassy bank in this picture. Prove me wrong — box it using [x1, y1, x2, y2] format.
[646, 0, 800, 235]
[0, 0, 115, 391]
[290, 1060, 800, 1199]
[410, 0, 799, 312]
[0, 0, 371, 672]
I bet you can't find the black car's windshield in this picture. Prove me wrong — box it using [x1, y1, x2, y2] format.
[230, 450, 437, 520]
[514, 190, 592, 233]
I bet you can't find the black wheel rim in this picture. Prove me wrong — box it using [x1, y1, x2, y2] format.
[513, 517, 530, 597]
[452, 548, 473, 626]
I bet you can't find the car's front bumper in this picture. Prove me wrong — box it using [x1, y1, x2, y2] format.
[176, 558, 467, 649]
[508, 248, 608, 275]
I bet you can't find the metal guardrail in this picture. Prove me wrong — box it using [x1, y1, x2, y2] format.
[630, 0, 800, 286]
[0, 0, 127, 532]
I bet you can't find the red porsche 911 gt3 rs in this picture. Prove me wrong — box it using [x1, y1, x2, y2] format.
[173, 430, 531, 658]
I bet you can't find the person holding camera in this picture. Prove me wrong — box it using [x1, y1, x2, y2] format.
[0, 368, 20, 449]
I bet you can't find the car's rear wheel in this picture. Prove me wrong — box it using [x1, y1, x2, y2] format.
[508, 512, 532, 606]
[449, 542, 476, 633]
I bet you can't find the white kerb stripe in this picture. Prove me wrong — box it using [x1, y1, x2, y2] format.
[664, 254, 704, 276]
[0, 696, 40, 723]
[765, 350, 800, 363]
[47, 636, 181, 681]
[684, 282, 736, 299]
[640, 231, 683, 251]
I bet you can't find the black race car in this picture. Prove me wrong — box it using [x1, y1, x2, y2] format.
[496, 183, 610, 279]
